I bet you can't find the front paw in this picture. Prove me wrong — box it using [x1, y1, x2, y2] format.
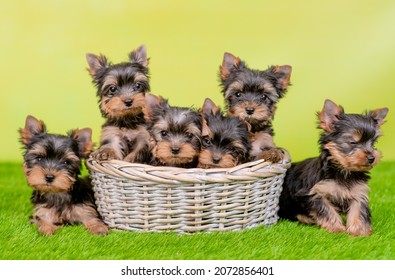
[38, 223, 58, 236]
[86, 220, 109, 235]
[347, 224, 372, 237]
[256, 147, 285, 163]
[319, 219, 346, 233]
[91, 147, 119, 161]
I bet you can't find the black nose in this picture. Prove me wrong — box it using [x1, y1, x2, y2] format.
[45, 174, 55, 183]
[212, 156, 220, 164]
[171, 147, 180, 155]
[124, 99, 133, 107]
[367, 155, 375, 164]
[246, 107, 255, 115]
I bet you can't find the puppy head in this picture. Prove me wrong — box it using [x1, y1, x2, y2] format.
[198, 98, 250, 168]
[19, 115, 93, 192]
[149, 99, 202, 167]
[86, 45, 150, 120]
[318, 99, 388, 172]
[219, 52, 291, 130]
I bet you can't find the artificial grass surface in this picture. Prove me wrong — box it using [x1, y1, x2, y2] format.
[1, 161, 394, 260]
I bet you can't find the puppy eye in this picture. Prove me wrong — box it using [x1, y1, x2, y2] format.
[134, 82, 142, 90]
[186, 133, 194, 139]
[109, 85, 117, 93]
[204, 138, 211, 146]
[160, 131, 168, 137]
[261, 95, 267, 101]
[235, 92, 242, 98]
[36, 156, 43, 162]
[349, 141, 358, 146]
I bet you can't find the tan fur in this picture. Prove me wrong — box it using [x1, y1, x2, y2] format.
[201, 118, 212, 138]
[24, 165, 75, 193]
[309, 180, 370, 234]
[123, 126, 155, 163]
[101, 76, 118, 91]
[154, 142, 198, 166]
[100, 93, 146, 119]
[91, 126, 124, 160]
[325, 142, 381, 171]
[228, 101, 273, 123]
[249, 132, 284, 162]
[69, 205, 108, 235]
[198, 149, 236, 168]
[92, 125, 153, 162]
[346, 195, 372, 236]
[32, 202, 108, 235]
[221, 53, 241, 81]
[19, 115, 46, 145]
[224, 81, 243, 99]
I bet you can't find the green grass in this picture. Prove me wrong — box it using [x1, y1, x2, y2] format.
[1, 161, 394, 260]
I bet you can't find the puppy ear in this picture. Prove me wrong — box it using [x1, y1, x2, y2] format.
[70, 128, 93, 157]
[369, 107, 389, 127]
[201, 117, 211, 137]
[146, 92, 167, 108]
[220, 52, 241, 80]
[129, 44, 148, 68]
[200, 98, 221, 116]
[318, 99, 344, 132]
[19, 115, 46, 145]
[86, 53, 108, 78]
[271, 65, 292, 92]
[145, 93, 169, 119]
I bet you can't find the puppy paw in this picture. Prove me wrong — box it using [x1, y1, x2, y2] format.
[257, 147, 285, 163]
[91, 147, 119, 161]
[325, 224, 346, 233]
[319, 219, 346, 233]
[347, 224, 372, 237]
[38, 224, 58, 236]
[87, 221, 109, 235]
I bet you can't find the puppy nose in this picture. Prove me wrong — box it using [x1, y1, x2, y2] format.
[171, 146, 180, 155]
[212, 156, 220, 164]
[124, 99, 133, 107]
[367, 155, 375, 164]
[45, 174, 55, 183]
[246, 107, 255, 115]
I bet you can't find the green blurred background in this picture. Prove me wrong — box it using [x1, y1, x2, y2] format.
[1, 0, 394, 162]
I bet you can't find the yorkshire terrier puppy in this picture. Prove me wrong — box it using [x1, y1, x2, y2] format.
[219, 52, 292, 163]
[147, 94, 202, 168]
[279, 99, 388, 236]
[86, 44, 153, 163]
[198, 98, 250, 168]
[19, 115, 108, 235]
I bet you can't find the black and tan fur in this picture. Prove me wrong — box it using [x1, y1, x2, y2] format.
[86, 44, 154, 163]
[198, 98, 250, 168]
[219, 52, 291, 163]
[279, 99, 388, 236]
[19, 115, 108, 236]
[147, 94, 202, 168]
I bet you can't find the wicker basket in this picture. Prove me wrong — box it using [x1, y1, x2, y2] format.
[86, 151, 291, 233]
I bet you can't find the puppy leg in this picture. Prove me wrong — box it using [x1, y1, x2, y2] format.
[71, 205, 108, 235]
[346, 199, 372, 236]
[91, 126, 125, 161]
[32, 207, 60, 235]
[310, 197, 346, 233]
[123, 126, 154, 163]
[249, 132, 285, 162]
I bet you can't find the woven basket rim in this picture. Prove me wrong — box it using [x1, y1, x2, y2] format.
[86, 149, 291, 184]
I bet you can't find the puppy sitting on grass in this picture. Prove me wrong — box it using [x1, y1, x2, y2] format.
[19, 115, 108, 235]
[279, 100, 388, 236]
